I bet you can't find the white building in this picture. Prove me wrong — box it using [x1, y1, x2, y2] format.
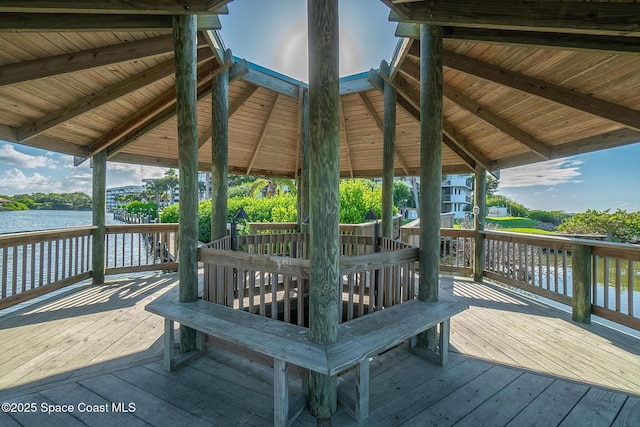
[441, 174, 474, 219]
[106, 185, 144, 208]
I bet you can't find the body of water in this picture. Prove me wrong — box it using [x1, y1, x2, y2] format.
[0, 210, 116, 234]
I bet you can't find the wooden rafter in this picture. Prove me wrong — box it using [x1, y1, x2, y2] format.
[86, 59, 223, 157]
[0, 1, 232, 15]
[0, 13, 221, 32]
[442, 50, 640, 132]
[384, 0, 640, 37]
[242, 64, 301, 98]
[339, 100, 354, 179]
[395, 23, 640, 55]
[246, 93, 280, 175]
[496, 129, 640, 170]
[16, 53, 206, 142]
[0, 34, 207, 87]
[357, 91, 410, 175]
[371, 68, 484, 172]
[396, 58, 551, 159]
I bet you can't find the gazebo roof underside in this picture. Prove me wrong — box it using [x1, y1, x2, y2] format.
[1, 1, 639, 178]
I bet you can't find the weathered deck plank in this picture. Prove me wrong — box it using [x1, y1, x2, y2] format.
[0, 273, 639, 426]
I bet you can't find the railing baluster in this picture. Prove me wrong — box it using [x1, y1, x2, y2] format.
[629, 260, 634, 317]
[615, 258, 621, 312]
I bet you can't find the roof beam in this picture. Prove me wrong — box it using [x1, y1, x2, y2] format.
[339, 73, 373, 95]
[384, 0, 640, 37]
[396, 58, 551, 159]
[358, 91, 410, 175]
[339, 101, 355, 178]
[396, 23, 640, 55]
[0, 1, 232, 15]
[372, 66, 486, 173]
[246, 93, 280, 175]
[443, 50, 640, 132]
[496, 129, 640, 170]
[17, 49, 213, 142]
[0, 13, 221, 32]
[0, 34, 183, 87]
[241, 62, 301, 98]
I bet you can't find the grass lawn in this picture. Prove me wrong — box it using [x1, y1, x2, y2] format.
[486, 217, 555, 235]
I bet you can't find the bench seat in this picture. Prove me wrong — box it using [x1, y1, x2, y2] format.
[146, 291, 467, 426]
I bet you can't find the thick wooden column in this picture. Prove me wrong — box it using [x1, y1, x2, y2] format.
[474, 166, 487, 282]
[417, 24, 443, 351]
[307, 0, 340, 419]
[91, 150, 106, 285]
[211, 66, 229, 241]
[299, 88, 310, 232]
[173, 14, 199, 353]
[382, 81, 396, 239]
[572, 243, 592, 323]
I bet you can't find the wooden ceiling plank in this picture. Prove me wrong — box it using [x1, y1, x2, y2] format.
[197, 83, 258, 149]
[90, 60, 227, 157]
[0, 1, 233, 15]
[442, 84, 551, 159]
[246, 93, 280, 175]
[385, 0, 640, 37]
[395, 23, 640, 55]
[442, 118, 494, 172]
[443, 50, 640, 132]
[358, 91, 410, 175]
[340, 100, 354, 179]
[16, 51, 214, 142]
[443, 134, 475, 171]
[0, 13, 221, 31]
[0, 34, 177, 87]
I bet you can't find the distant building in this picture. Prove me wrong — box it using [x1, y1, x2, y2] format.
[106, 185, 144, 208]
[441, 174, 474, 219]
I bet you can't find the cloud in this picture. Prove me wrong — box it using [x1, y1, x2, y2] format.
[498, 159, 583, 188]
[106, 162, 166, 188]
[0, 143, 57, 169]
[0, 168, 64, 194]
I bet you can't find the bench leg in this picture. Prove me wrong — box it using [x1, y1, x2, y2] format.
[410, 319, 451, 366]
[439, 319, 450, 366]
[196, 330, 205, 355]
[355, 358, 370, 421]
[163, 319, 175, 371]
[273, 358, 288, 427]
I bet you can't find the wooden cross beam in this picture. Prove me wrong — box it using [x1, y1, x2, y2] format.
[395, 23, 640, 55]
[383, 0, 640, 37]
[0, 1, 232, 15]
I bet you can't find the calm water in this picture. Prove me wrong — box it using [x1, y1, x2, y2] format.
[0, 210, 116, 234]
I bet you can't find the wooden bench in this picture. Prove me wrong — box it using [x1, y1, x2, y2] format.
[145, 293, 467, 426]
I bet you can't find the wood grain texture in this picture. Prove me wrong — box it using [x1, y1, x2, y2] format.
[173, 14, 199, 353]
[91, 150, 106, 285]
[382, 80, 396, 239]
[211, 67, 228, 241]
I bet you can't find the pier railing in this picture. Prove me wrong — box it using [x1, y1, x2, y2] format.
[0, 227, 93, 309]
[1, 224, 179, 309]
[199, 233, 418, 326]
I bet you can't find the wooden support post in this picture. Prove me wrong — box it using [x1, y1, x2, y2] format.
[417, 24, 443, 352]
[474, 166, 487, 282]
[307, 0, 339, 419]
[572, 243, 592, 324]
[211, 65, 229, 241]
[91, 150, 106, 285]
[299, 88, 310, 233]
[382, 80, 396, 239]
[273, 358, 289, 427]
[173, 14, 199, 353]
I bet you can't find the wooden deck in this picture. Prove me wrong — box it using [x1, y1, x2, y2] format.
[1, 273, 639, 426]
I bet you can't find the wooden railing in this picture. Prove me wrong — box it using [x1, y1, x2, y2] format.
[104, 224, 179, 275]
[400, 226, 475, 275]
[0, 227, 93, 309]
[198, 233, 418, 327]
[482, 230, 639, 330]
[0, 223, 180, 309]
[247, 215, 403, 239]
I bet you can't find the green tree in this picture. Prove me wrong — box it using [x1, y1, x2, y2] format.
[393, 180, 412, 209]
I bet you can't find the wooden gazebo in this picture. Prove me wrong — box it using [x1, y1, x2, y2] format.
[1, 0, 639, 424]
